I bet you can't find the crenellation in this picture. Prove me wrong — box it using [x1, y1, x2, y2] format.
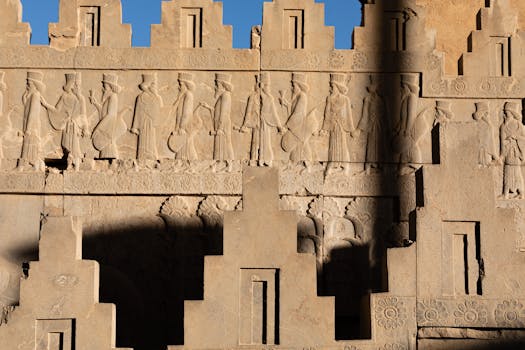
[0, 0, 31, 47]
[49, 0, 131, 51]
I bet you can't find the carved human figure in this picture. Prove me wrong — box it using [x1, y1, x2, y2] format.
[251, 25, 261, 50]
[0, 71, 8, 167]
[321, 73, 353, 175]
[280, 73, 317, 170]
[435, 100, 453, 125]
[240, 73, 284, 167]
[500, 102, 525, 199]
[394, 74, 433, 171]
[90, 74, 127, 161]
[131, 73, 163, 166]
[356, 75, 388, 173]
[169, 72, 202, 164]
[201, 73, 234, 172]
[18, 71, 54, 171]
[48, 73, 88, 171]
[472, 101, 498, 167]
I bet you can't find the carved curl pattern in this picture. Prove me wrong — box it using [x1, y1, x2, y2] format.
[375, 297, 407, 330]
[416, 299, 448, 326]
[494, 300, 525, 327]
[453, 300, 488, 325]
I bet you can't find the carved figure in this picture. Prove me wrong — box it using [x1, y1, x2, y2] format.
[131, 73, 163, 165]
[240, 73, 284, 167]
[90, 74, 127, 161]
[321, 73, 353, 175]
[394, 74, 432, 168]
[500, 102, 525, 199]
[18, 71, 54, 171]
[48, 73, 88, 171]
[169, 72, 202, 163]
[435, 100, 453, 125]
[251, 25, 261, 50]
[472, 101, 498, 167]
[0, 72, 16, 168]
[201, 73, 234, 172]
[280, 73, 317, 169]
[356, 75, 387, 173]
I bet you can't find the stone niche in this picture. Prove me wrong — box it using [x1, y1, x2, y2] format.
[1, 0, 525, 350]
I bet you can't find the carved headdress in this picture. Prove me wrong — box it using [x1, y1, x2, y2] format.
[401, 74, 419, 92]
[216, 73, 233, 91]
[139, 73, 157, 90]
[504, 101, 522, 117]
[27, 71, 45, 91]
[64, 73, 77, 88]
[178, 72, 195, 90]
[102, 73, 121, 92]
[330, 73, 348, 94]
[260, 72, 271, 85]
[474, 101, 489, 112]
[292, 72, 309, 92]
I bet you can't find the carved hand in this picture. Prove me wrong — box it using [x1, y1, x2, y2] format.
[131, 128, 139, 135]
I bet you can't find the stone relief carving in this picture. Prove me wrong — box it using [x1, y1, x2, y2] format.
[394, 74, 433, 172]
[90, 73, 128, 163]
[473, 101, 499, 167]
[0, 71, 21, 168]
[131, 73, 163, 168]
[169, 72, 202, 166]
[321, 73, 353, 176]
[48, 73, 89, 171]
[239, 73, 284, 167]
[356, 75, 388, 173]
[17, 71, 55, 171]
[251, 25, 261, 50]
[500, 102, 525, 199]
[201, 73, 234, 172]
[280, 73, 318, 170]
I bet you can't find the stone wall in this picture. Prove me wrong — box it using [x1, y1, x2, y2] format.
[1, 1, 525, 350]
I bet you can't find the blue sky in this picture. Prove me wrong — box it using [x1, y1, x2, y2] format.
[20, 0, 361, 48]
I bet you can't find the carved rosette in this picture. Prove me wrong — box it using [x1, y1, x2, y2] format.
[453, 300, 488, 326]
[375, 297, 407, 330]
[416, 299, 448, 326]
[494, 300, 525, 327]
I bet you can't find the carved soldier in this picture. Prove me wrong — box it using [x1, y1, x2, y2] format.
[131, 73, 163, 166]
[321, 73, 353, 175]
[240, 73, 283, 167]
[169, 72, 201, 164]
[251, 25, 261, 50]
[356, 75, 387, 173]
[90, 74, 127, 162]
[18, 71, 54, 171]
[435, 100, 453, 125]
[472, 101, 498, 167]
[0, 72, 7, 167]
[201, 73, 234, 172]
[49, 73, 88, 171]
[500, 102, 525, 199]
[281, 73, 317, 170]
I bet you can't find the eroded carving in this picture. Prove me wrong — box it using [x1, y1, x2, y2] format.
[17, 71, 54, 172]
[500, 102, 525, 199]
[90, 73, 127, 162]
[280, 73, 317, 170]
[473, 101, 499, 167]
[131, 73, 163, 167]
[240, 73, 284, 167]
[48, 73, 89, 171]
[321, 74, 353, 176]
[201, 73, 234, 172]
